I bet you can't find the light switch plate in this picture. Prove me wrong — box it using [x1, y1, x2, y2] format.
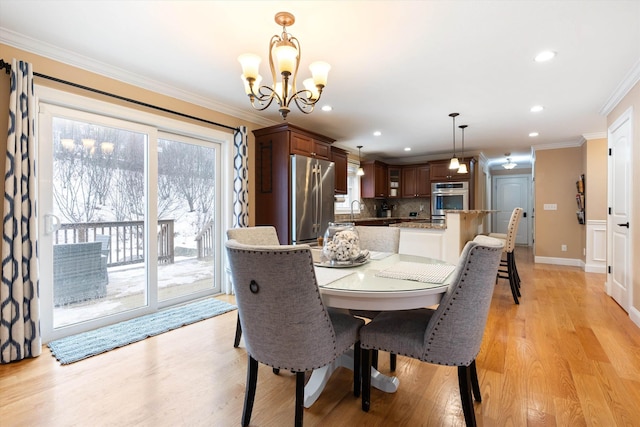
[543, 204, 557, 210]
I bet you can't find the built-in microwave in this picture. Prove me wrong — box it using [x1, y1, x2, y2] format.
[431, 181, 469, 218]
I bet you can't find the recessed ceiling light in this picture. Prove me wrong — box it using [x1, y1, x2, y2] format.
[373, 131, 382, 136]
[404, 147, 411, 151]
[534, 50, 557, 62]
[530, 105, 544, 113]
[321, 105, 332, 112]
[529, 132, 539, 137]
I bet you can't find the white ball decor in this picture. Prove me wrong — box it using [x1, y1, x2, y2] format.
[322, 223, 361, 263]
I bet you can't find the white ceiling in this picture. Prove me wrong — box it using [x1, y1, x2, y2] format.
[1, 1, 639, 169]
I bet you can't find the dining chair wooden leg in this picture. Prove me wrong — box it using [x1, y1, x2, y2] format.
[371, 349, 379, 370]
[470, 360, 481, 402]
[353, 341, 361, 397]
[295, 372, 305, 427]
[242, 356, 259, 427]
[458, 365, 477, 427]
[390, 353, 397, 371]
[361, 348, 372, 412]
[234, 314, 242, 348]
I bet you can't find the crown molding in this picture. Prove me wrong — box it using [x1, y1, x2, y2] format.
[0, 27, 276, 128]
[532, 139, 584, 152]
[582, 132, 607, 141]
[599, 58, 640, 116]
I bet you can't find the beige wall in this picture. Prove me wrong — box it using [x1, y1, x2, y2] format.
[0, 43, 264, 228]
[585, 138, 608, 221]
[607, 81, 640, 310]
[534, 146, 585, 259]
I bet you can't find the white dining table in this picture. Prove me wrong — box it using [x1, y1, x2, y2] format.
[303, 252, 454, 408]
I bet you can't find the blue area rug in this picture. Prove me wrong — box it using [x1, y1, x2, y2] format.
[48, 298, 236, 364]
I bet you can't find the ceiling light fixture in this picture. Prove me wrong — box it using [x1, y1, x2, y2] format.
[503, 153, 517, 170]
[356, 145, 365, 176]
[238, 12, 330, 120]
[373, 131, 382, 137]
[534, 50, 557, 62]
[457, 124, 468, 174]
[530, 105, 544, 113]
[529, 132, 539, 137]
[448, 113, 460, 170]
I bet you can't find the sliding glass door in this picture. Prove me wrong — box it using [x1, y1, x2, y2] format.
[37, 87, 227, 342]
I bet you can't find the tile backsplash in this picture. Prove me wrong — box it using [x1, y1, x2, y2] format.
[336, 197, 431, 221]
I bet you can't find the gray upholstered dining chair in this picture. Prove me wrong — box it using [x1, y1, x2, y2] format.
[353, 225, 401, 370]
[489, 207, 523, 304]
[226, 226, 281, 347]
[355, 225, 401, 253]
[359, 238, 503, 427]
[226, 239, 365, 427]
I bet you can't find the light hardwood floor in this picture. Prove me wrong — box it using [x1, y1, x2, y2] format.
[2, 247, 640, 426]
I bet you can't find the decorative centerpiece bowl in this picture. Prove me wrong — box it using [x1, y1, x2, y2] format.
[321, 222, 361, 265]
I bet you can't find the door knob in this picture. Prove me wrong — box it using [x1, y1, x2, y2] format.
[617, 222, 629, 228]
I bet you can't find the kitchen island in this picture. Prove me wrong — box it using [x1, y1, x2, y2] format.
[392, 210, 494, 264]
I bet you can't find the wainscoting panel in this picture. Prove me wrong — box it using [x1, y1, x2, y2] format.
[586, 220, 607, 273]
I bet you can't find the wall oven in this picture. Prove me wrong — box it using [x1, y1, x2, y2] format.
[431, 181, 469, 218]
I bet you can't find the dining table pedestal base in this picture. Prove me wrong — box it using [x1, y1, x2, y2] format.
[304, 348, 399, 408]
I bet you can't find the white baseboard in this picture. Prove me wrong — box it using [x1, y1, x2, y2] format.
[585, 264, 607, 274]
[535, 256, 583, 267]
[630, 306, 640, 329]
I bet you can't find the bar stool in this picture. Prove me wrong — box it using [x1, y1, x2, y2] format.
[489, 207, 523, 304]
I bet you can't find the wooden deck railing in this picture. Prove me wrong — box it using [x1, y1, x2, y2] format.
[55, 220, 175, 267]
[195, 220, 214, 259]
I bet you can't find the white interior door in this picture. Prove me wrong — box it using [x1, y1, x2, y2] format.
[492, 175, 531, 245]
[607, 108, 632, 311]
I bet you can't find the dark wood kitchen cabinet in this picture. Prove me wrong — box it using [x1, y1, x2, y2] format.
[331, 146, 348, 195]
[252, 123, 336, 244]
[401, 164, 430, 197]
[361, 160, 388, 198]
[429, 158, 473, 181]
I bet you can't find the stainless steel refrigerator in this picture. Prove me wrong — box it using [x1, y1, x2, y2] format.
[291, 154, 335, 245]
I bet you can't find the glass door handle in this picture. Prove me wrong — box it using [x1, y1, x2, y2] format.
[44, 213, 61, 235]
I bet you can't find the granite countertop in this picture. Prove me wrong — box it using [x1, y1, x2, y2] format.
[444, 210, 496, 214]
[390, 220, 447, 230]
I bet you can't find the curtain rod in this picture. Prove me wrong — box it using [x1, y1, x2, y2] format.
[0, 58, 240, 133]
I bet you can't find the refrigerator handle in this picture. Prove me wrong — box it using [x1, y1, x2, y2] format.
[316, 162, 321, 234]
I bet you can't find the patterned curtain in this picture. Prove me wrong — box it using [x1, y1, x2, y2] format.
[226, 125, 249, 294]
[0, 59, 41, 363]
[232, 126, 249, 229]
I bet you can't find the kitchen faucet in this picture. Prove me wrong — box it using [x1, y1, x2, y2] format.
[350, 200, 362, 221]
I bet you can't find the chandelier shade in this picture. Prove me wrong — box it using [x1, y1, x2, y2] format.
[238, 12, 330, 120]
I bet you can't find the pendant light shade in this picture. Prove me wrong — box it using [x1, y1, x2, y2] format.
[457, 124, 468, 174]
[356, 145, 365, 176]
[448, 113, 460, 169]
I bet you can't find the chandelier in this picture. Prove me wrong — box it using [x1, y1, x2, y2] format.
[448, 113, 460, 169]
[457, 124, 468, 174]
[503, 154, 517, 170]
[238, 12, 331, 120]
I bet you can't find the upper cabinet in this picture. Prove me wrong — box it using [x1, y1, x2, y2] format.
[361, 160, 388, 198]
[331, 146, 348, 195]
[290, 132, 331, 160]
[388, 167, 401, 198]
[401, 164, 430, 197]
[429, 158, 473, 182]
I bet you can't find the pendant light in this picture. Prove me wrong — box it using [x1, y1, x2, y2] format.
[356, 145, 365, 176]
[448, 113, 460, 169]
[457, 124, 468, 174]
